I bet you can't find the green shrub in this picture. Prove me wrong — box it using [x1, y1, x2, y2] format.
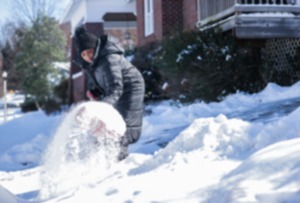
[53, 78, 69, 105]
[41, 98, 62, 115]
[153, 29, 267, 102]
[131, 42, 166, 102]
[20, 78, 69, 114]
[21, 97, 38, 113]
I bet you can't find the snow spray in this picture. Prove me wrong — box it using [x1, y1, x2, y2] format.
[37, 101, 126, 200]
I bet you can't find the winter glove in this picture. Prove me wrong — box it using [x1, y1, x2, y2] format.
[86, 88, 103, 100]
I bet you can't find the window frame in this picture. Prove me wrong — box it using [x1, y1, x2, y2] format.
[144, 0, 154, 36]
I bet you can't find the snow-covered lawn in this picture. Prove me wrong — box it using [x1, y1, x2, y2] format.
[1, 82, 300, 203]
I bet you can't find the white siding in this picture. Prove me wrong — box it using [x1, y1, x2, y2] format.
[61, 0, 136, 36]
[86, 0, 136, 22]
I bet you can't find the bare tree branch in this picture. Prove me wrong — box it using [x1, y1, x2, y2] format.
[0, 21, 25, 48]
[11, 0, 62, 24]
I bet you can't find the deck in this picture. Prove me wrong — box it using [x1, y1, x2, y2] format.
[198, 0, 300, 38]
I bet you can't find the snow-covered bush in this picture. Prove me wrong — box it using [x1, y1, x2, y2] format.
[153, 29, 267, 102]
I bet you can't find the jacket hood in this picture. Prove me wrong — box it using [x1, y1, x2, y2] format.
[74, 35, 124, 70]
[93, 35, 124, 60]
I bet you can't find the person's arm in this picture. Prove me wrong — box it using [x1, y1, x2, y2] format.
[100, 58, 124, 105]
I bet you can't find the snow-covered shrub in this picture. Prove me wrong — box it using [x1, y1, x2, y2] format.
[153, 29, 267, 102]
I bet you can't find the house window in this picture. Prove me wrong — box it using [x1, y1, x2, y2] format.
[144, 0, 154, 36]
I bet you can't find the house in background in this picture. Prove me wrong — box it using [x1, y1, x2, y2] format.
[60, 0, 137, 103]
[136, 0, 300, 69]
[61, 0, 204, 104]
[136, 0, 199, 46]
[61, 0, 300, 103]
[196, 0, 300, 82]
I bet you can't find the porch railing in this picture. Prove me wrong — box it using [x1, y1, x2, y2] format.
[199, 0, 298, 23]
[199, 0, 236, 20]
[238, 0, 297, 4]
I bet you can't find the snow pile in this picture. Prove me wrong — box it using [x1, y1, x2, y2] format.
[205, 138, 300, 203]
[43, 104, 300, 202]
[38, 101, 126, 200]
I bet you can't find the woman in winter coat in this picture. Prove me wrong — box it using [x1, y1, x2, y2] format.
[74, 26, 145, 160]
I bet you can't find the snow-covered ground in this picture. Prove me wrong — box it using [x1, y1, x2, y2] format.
[1, 82, 300, 203]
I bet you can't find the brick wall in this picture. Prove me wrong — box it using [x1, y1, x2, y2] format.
[60, 22, 72, 58]
[161, 0, 183, 36]
[85, 23, 104, 37]
[137, 0, 198, 46]
[153, 0, 164, 40]
[182, 0, 198, 31]
[72, 75, 86, 102]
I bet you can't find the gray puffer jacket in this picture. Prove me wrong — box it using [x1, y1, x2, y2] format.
[87, 35, 145, 145]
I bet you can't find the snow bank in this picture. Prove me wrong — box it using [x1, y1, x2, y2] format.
[0, 184, 29, 203]
[0, 111, 59, 171]
[206, 138, 300, 203]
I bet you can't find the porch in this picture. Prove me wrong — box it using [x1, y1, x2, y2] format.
[197, 0, 300, 38]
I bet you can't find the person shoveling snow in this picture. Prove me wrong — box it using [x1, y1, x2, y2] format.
[73, 26, 145, 161]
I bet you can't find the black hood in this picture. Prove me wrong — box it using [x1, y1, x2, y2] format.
[93, 35, 124, 60]
[74, 35, 125, 69]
